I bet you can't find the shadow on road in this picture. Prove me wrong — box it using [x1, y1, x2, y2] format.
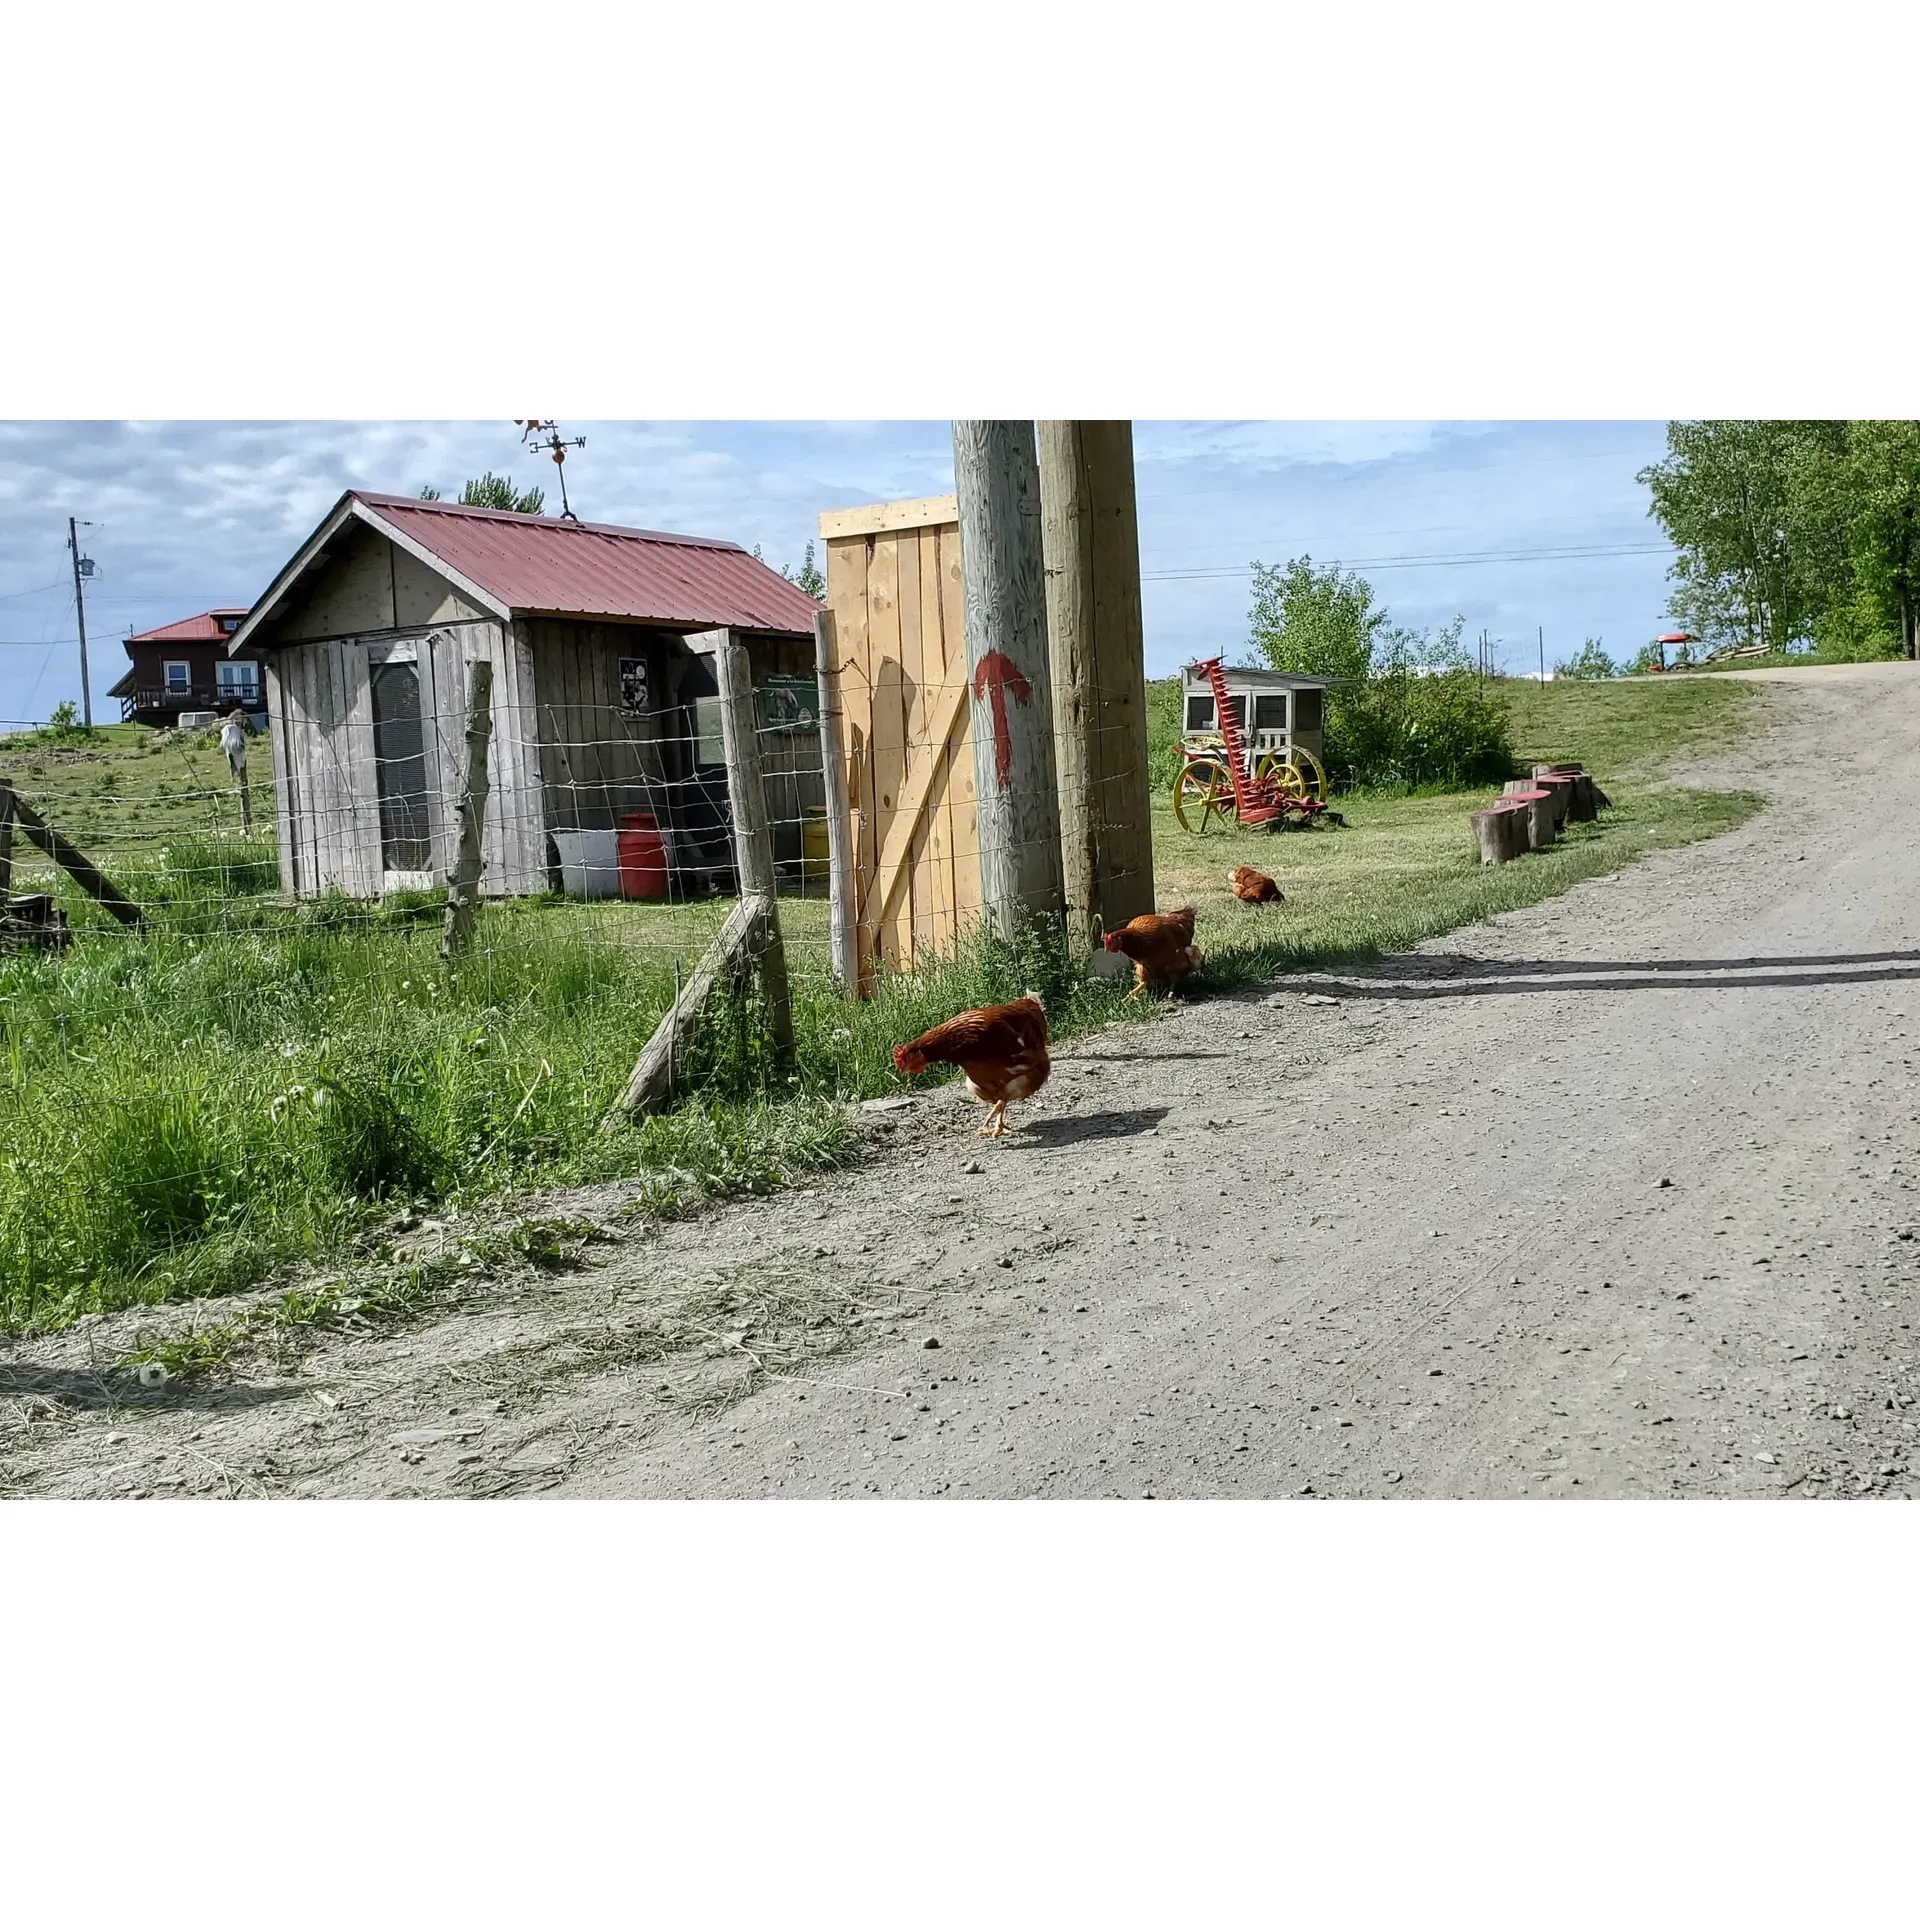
[1066, 1051, 1237, 1063]
[1266, 951, 1920, 1000]
[1014, 1106, 1173, 1146]
[0, 1363, 306, 1414]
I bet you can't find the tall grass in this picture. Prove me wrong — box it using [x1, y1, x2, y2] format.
[0, 865, 1140, 1332]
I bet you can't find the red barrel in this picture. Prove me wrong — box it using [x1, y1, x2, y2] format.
[617, 812, 668, 900]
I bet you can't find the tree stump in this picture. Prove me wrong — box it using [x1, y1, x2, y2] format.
[1533, 775, 1575, 829]
[1471, 805, 1524, 865]
[1511, 789, 1557, 850]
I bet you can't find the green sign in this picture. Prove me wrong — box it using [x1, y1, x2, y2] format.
[763, 673, 820, 731]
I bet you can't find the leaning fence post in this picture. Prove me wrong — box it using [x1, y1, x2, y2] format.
[0, 780, 14, 904]
[440, 659, 495, 962]
[5, 787, 146, 929]
[687, 627, 793, 1065]
[811, 609, 858, 993]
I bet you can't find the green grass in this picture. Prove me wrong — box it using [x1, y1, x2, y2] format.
[1150, 674, 1765, 987]
[1, 675, 1769, 1334]
[0, 881, 1155, 1331]
[1, 719, 257, 875]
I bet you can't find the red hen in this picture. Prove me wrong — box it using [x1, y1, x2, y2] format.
[892, 992, 1051, 1137]
[1101, 908, 1202, 1000]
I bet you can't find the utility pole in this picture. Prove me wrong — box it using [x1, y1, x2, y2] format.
[1538, 624, 1545, 683]
[951, 421, 1064, 945]
[68, 518, 94, 727]
[1037, 420, 1155, 945]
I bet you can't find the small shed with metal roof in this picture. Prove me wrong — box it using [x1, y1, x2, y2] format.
[230, 491, 826, 900]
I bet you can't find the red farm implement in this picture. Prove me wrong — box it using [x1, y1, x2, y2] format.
[1172, 656, 1336, 833]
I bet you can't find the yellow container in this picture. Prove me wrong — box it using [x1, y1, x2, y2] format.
[801, 807, 831, 883]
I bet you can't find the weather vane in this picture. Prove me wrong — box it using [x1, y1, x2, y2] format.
[515, 420, 585, 521]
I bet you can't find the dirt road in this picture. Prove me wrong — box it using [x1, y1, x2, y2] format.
[7, 663, 1919, 1498]
[572, 662, 1920, 1498]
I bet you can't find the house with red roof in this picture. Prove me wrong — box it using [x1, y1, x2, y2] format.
[107, 608, 267, 725]
[229, 491, 826, 899]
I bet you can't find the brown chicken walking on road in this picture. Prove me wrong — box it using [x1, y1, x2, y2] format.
[1228, 865, 1284, 905]
[1101, 907, 1204, 1001]
[892, 992, 1051, 1137]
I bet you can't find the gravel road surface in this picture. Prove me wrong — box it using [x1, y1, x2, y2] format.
[572, 662, 1920, 1498]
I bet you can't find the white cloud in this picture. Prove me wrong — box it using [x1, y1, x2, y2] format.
[0, 419, 1674, 719]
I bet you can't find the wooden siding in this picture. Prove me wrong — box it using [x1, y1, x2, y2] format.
[822, 503, 979, 984]
[268, 618, 543, 898]
[272, 520, 488, 642]
[523, 619, 678, 833]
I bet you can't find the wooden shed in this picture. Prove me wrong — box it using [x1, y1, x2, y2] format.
[230, 492, 826, 899]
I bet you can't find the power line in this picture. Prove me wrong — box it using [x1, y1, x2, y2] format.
[1141, 540, 1675, 583]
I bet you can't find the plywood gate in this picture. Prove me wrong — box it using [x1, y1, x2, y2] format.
[819, 495, 981, 987]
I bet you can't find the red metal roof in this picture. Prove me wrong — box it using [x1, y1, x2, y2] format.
[126, 608, 252, 648]
[351, 492, 823, 635]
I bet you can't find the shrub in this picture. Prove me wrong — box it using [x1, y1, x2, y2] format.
[1555, 639, 1620, 680]
[1324, 668, 1515, 793]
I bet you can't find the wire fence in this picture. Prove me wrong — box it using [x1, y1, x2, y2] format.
[0, 659, 1160, 1327]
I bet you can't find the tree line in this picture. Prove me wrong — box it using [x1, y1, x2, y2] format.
[1640, 421, 1920, 661]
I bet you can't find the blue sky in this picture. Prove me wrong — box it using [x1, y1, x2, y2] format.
[0, 419, 1676, 722]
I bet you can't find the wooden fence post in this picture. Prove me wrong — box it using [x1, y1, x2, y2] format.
[1038, 420, 1155, 946]
[601, 892, 774, 1125]
[812, 608, 858, 993]
[951, 420, 1064, 944]
[439, 659, 495, 962]
[5, 788, 146, 929]
[688, 628, 794, 1065]
[0, 780, 14, 904]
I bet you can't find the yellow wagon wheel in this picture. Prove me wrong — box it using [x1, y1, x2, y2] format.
[1254, 751, 1307, 800]
[1173, 760, 1237, 833]
[1289, 747, 1329, 805]
[1257, 747, 1328, 806]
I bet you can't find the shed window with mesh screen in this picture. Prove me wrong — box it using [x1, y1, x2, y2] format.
[370, 660, 432, 871]
[1293, 688, 1324, 731]
[1252, 693, 1289, 732]
[1185, 694, 1214, 731]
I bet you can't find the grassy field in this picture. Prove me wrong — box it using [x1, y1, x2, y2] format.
[0, 676, 1769, 1332]
[0, 720, 255, 873]
[1146, 671, 1764, 988]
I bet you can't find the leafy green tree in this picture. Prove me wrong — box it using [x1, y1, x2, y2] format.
[1247, 556, 1384, 681]
[754, 540, 828, 601]
[1841, 420, 1920, 660]
[1639, 421, 1845, 652]
[41, 699, 95, 743]
[419, 473, 546, 513]
[1245, 563, 1512, 791]
[1554, 638, 1619, 680]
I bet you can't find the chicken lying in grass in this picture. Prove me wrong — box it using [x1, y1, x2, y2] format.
[1228, 864, 1284, 906]
[1101, 907, 1204, 1001]
[892, 992, 1050, 1137]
